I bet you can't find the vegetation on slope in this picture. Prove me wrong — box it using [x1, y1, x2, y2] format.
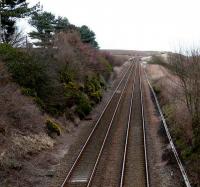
[0, 2, 125, 186]
[0, 2, 122, 118]
[150, 53, 200, 186]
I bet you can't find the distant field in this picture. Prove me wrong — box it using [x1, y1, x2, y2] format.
[102, 49, 164, 58]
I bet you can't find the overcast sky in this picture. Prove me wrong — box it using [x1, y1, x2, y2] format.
[21, 0, 200, 51]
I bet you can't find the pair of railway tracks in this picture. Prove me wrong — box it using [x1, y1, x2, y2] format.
[61, 61, 149, 187]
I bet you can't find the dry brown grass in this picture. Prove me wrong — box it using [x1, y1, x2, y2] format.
[146, 64, 200, 186]
[0, 133, 54, 169]
[0, 63, 54, 173]
[0, 61, 79, 187]
[146, 64, 193, 138]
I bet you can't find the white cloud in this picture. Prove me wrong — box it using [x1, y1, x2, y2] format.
[25, 0, 200, 51]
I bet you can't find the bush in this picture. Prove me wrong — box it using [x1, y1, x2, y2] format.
[99, 74, 106, 89]
[75, 93, 92, 119]
[8, 57, 47, 90]
[0, 43, 20, 61]
[181, 146, 193, 160]
[34, 97, 46, 110]
[0, 44, 48, 93]
[64, 81, 81, 107]
[97, 55, 113, 80]
[60, 66, 76, 83]
[84, 75, 104, 103]
[46, 119, 61, 136]
[21, 88, 37, 97]
[0, 37, 109, 119]
[90, 90, 102, 103]
[44, 100, 67, 116]
[153, 85, 161, 95]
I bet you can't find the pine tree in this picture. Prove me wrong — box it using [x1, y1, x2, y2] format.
[29, 12, 70, 47]
[29, 11, 55, 47]
[79, 25, 99, 48]
[0, 0, 39, 43]
[54, 16, 69, 32]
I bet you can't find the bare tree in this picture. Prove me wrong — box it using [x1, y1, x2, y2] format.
[168, 49, 200, 147]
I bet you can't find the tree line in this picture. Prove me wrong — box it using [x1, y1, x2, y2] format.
[0, 0, 122, 119]
[0, 0, 99, 48]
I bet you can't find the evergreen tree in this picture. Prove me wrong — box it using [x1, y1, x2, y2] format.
[54, 16, 69, 32]
[0, 0, 39, 43]
[79, 25, 99, 48]
[29, 12, 71, 47]
[29, 11, 55, 47]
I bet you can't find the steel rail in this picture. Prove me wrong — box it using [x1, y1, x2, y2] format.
[139, 64, 150, 187]
[119, 62, 150, 187]
[61, 61, 134, 187]
[86, 62, 136, 187]
[144, 67, 191, 187]
[119, 62, 138, 187]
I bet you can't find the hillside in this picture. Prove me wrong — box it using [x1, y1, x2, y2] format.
[0, 29, 128, 187]
[145, 54, 200, 186]
[0, 5, 132, 185]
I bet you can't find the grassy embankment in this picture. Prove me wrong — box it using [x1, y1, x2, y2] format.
[149, 55, 200, 186]
[0, 31, 124, 184]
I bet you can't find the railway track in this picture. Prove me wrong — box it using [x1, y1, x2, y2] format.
[88, 59, 138, 187]
[61, 59, 191, 187]
[61, 61, 150, 187]
[120, 62, 149, 187]
[61, 63, 149, 187]
[61, 61, 135, 187]
[88, 62, 149, 187]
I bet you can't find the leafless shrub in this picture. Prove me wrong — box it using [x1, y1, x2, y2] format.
[100, 51, 124, 67]
[0, 133, 54, 170]
[53, 31, 87, 81]
[168, 49, 200, 146]
[52, 31, 113, 81]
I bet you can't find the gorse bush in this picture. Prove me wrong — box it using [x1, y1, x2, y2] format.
[75, 93, 92, 119]
[90, 90, 102, 103]
[64, 81, 81, 107]
[98, 74, 106, 88]
[84, 75, 104, 103]
[84, 76, 101, 94]
[60, 66, 76, 83]
[46, 119, 61, 136]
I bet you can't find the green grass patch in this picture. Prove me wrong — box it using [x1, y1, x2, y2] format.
[46, 119, 61, 136]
